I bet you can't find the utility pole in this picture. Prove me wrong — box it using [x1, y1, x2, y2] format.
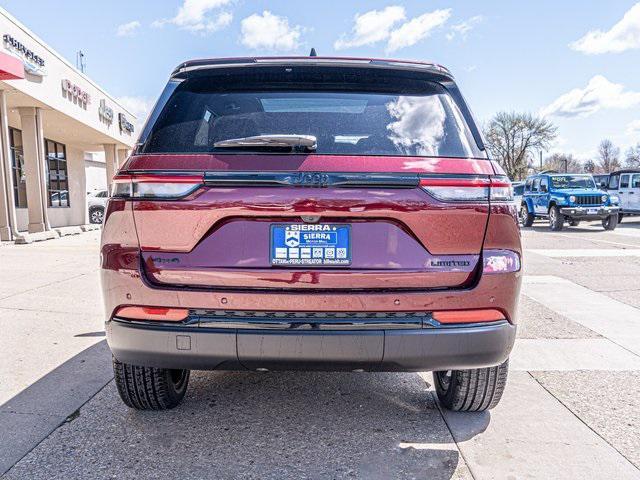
[76, 50, 86, 73]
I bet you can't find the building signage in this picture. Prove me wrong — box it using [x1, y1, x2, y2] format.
[99, 99, 114, 125]
[2, 33, 46, 76]
[118, 113, 134, 135]
[61, 79, 90, 107]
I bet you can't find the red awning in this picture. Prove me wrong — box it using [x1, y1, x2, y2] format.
[0, 51, 25, 80]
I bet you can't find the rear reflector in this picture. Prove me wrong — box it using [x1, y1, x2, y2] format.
[432, 309, 505, 324]
[112, 174, 203, 199]
[115, 306, 189, 322]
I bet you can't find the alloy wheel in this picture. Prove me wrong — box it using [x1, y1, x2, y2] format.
[91, 209, 104, 224]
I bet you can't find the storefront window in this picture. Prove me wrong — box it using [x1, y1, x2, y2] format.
[9, 128, 27, 208]
[45, 139, 69, 207]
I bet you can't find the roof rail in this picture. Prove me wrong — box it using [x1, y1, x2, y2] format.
[609, 168, 640, 175]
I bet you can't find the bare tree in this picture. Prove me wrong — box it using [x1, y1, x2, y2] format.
[596, 139, 621, 173]
[583, 159, 596, 173]
[542, 153, 582, 173]
[625, 144, 640, 169]
[484, 112, 557, 180]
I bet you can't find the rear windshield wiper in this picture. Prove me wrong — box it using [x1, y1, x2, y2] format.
[213, 134, 317, 152]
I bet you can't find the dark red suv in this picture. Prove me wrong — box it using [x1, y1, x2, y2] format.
[101, 57, 521, 411]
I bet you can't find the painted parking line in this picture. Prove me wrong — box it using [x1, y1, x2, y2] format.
[526, 248, 640, 257]
[523, 275, 640, 356]
[510, 338, 640, 371]
[610, 228, 640, 238]
[525, 229, 640, 248]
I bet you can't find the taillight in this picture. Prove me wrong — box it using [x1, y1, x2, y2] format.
[115, 306, 189, 322]
[112, 174, 203, 199]
[419, 176, 513, 202]
[419, 177, 490, 202]
[483, 249, 521, 274]
[489, 176, 513, 202]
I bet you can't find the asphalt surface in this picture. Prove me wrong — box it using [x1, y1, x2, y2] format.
[1, 218, 640, 479]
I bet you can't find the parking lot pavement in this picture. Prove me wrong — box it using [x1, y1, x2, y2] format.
[2, 221, 640, 479]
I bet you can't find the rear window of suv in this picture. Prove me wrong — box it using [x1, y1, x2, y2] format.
[140, 69, 484, 158]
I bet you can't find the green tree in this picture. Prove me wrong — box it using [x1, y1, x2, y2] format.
[484, 112, 557, 180]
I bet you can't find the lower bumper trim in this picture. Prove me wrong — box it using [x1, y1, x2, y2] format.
[107, 319, 516, 372]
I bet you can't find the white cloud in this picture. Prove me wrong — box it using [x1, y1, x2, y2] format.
[446, 15, 483, 41]
[334, 6, 450, 53]
[153, 0, 233, 34]
[116, 20, 141, 37]
[334, 6, 406, 50]
[117, 96, 155, 127]
[387, 9, 451, 52]
[627, 119, 640, 136]
[540, 75, 640, 118]
[570, 3, 640, 54]
[240, 11, 302, 51]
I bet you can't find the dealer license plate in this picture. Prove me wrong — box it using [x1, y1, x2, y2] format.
[270, 224, 351, 266]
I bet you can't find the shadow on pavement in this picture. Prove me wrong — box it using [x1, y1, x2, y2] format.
[74, 331, 106, 338]
[0, 340, 113, 476]
[3, 367, 490, 479]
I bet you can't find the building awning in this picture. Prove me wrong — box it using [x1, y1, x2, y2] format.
[0, 51, 24, 80]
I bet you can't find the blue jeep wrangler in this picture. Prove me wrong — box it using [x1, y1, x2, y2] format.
[519, 173, 620, 231]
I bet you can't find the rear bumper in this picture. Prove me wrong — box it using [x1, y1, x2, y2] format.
[560, 206, 619, 219]
[106, 319, 516, 372]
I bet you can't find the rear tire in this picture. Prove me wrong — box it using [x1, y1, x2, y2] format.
[568, 219, 580, 227]
[519, 205, 534, 227]
[434, 359, 509, 412]
[113, 357, 190, 410]
[618, 213, 624, 223]
[548, 205, 564, 231]
[602, 214, 619, 231]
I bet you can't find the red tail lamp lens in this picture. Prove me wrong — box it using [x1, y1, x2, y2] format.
[111, 174, 203, 199]
[419, 176, 514, 202]
[432, 309, 505, 324]
[419, 177, 490, 202]
[116, 306, 189, 322]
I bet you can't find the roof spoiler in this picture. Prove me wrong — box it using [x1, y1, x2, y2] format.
[170, 57, 453, 80]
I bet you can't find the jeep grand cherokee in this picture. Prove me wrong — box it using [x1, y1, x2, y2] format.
[101, 57, 521, 411]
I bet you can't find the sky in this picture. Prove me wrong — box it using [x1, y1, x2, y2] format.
[3, 0, 640, 162]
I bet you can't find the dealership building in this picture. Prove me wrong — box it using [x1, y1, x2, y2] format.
[0, 7, 136, 242]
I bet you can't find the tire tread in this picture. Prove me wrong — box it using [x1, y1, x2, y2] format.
[435, 359, 509, 412]
[112, 358, 189, 410]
